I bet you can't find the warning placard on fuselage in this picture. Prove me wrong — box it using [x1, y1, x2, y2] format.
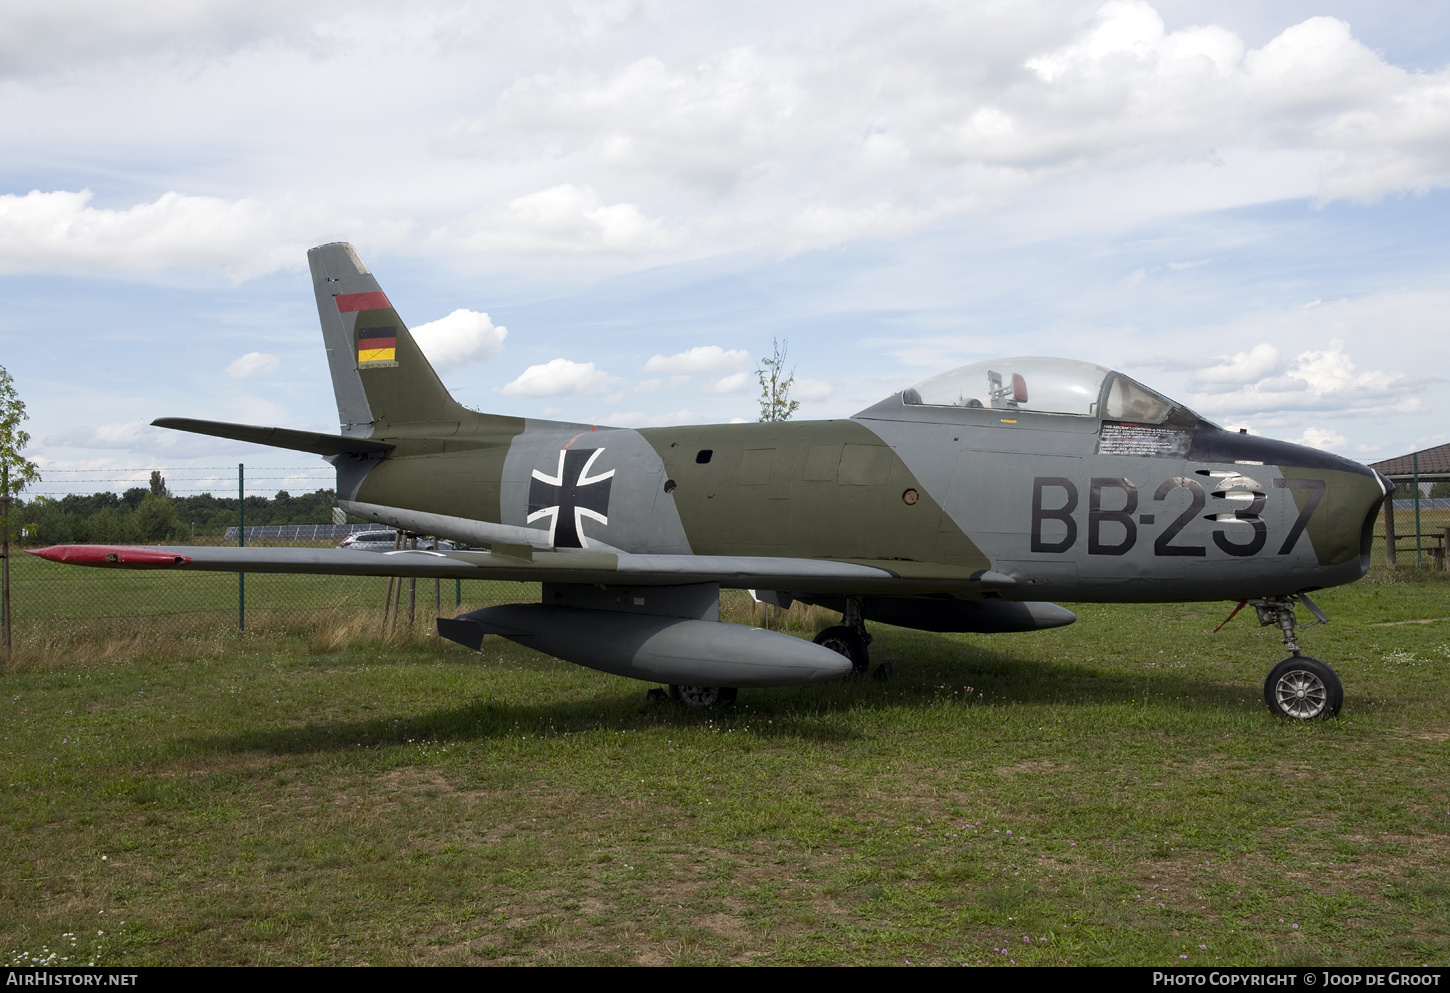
[1096, 422, 1193, 458]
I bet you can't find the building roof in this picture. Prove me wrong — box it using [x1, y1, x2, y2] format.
[1370, 442, 1450, 480]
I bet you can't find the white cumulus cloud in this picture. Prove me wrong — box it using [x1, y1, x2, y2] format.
[1293, 427, 1349, 451]
[436, 185, 679, 255]
[1189, 344, 1282, 389]
[0, 189, 326, 277]
[225, 352, 280, 379]
[432, 1, 1450, 250]
[0, 0, 339, 78]
[443, 48, 805, 195]
[1187, 339, 1425, 418]
[410, 309, 507, 369]
[704, 371, 751, 394]
[6, 3, 1450, 279]
[643, 345, 751, 375]
[498, 358, 616, 397]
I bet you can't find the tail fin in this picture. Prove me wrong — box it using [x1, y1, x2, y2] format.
[308, 242, 470, 437]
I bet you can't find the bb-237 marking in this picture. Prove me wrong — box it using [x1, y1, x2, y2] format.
[1030, 475, 1326, 557]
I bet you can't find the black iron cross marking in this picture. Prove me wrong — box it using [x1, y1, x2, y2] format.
[527, 448, 615, 548]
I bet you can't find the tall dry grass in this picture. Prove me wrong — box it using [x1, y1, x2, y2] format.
[717, 590, 840, 634]
[1, 607, 452, 671]
[4, 592, 849, 672]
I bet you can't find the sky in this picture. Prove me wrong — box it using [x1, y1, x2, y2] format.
[2, 0, 1448, 498]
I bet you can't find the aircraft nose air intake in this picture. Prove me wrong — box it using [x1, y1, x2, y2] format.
[1289, 450, 1390, 580]
[1196, 426, 1388, 583]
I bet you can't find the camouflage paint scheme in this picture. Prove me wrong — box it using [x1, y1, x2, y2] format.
[35, 243, 1391, 702]
[298, 243, 1384, 602]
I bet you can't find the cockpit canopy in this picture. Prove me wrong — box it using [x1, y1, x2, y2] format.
[901, 357, 1175, 423]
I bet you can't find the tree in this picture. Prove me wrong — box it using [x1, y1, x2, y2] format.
[149, 470, 168, 497]
[134, 492, 180, 542]
[0, 367, 40, 498]
[756, 337, 800, 423]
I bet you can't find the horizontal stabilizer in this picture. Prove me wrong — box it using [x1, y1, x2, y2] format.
[339, 499, 599, 552]
[152, 418, 394, 458]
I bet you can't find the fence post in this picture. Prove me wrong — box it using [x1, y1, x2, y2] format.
[407, 534, 417, 628]
[1413, 453, 1422, 568]
[238, 463, 245, 633]
[2, 465, 10, 657]
[1384, 488, 1396, 568]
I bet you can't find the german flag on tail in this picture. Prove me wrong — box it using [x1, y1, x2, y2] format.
[357, 328, 398, 368]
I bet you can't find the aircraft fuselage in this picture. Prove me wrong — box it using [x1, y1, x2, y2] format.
[343, 399, 1386, 605]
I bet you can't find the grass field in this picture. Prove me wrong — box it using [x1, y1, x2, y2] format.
[2, 567, 1448, 966]
[2, 551, 548, 666]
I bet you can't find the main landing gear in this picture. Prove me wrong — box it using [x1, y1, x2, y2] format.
[1221, 594, 1343, 720]
[667, 685, 738, 708]
[813, 596, 886, 679]
[649, 684, 738, 707]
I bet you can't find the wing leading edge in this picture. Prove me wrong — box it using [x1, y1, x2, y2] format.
[29, 544, 1017, 595]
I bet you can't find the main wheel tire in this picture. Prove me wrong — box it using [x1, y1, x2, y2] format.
[1264, 655, 1343, 720]
[668, 684, 738, 708]
[813, 625, 870, 675]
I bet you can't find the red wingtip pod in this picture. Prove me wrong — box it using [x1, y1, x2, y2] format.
[29, 545, 191, 567]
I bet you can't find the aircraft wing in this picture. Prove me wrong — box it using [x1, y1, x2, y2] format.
[30, 545, 1016, 595]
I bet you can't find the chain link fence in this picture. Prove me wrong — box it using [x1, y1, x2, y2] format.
[7, 538, 542, 653]
[1, 467, 545, 658]
[0, 466, 775, 662]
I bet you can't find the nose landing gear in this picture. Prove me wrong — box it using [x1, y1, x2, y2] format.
[1220, 594, 1343, 720]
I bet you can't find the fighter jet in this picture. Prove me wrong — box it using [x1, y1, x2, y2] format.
[33, 243, 1391, 719]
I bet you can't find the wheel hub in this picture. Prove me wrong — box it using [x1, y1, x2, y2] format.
[1275, 671, 1327, 719]
[668, 684, 737, 708]
[676, 685, 719, 706]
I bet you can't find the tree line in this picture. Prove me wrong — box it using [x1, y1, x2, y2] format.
[11, 472, 343, 545]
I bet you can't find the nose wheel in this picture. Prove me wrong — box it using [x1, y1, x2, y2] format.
[1220, 594, 1343, 720]
[1264, 655, 1342, 720]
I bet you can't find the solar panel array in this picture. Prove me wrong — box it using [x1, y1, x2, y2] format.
[222, 524, 395, 542]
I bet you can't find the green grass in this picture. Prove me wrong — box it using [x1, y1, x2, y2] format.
[3, 552, 544, 663]
[2, 572, 1448, 966]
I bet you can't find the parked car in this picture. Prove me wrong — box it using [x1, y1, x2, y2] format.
[339, 530, 456, 551]
[339, 530, 398, 550]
